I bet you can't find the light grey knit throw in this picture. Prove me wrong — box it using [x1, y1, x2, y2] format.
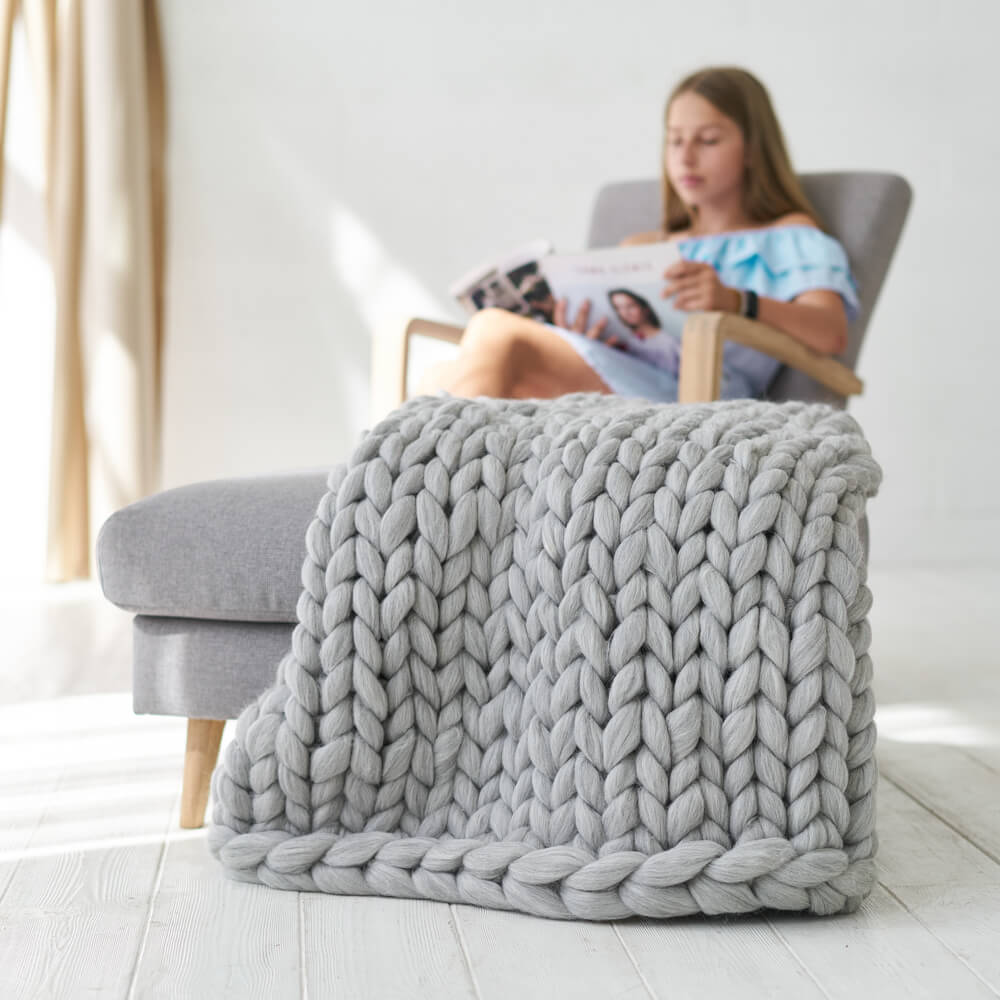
[208, 392, 884, 920]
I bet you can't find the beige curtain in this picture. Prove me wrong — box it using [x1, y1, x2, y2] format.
[0, 0, 164, 581]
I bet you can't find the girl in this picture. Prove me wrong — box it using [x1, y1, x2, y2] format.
[415, 65, 860, 402]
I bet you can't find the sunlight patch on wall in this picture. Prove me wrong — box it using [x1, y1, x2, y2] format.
[329, 203, 442, 330]
[329, 204, 458, 401]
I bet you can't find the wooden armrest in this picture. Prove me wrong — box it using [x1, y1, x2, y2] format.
[371, 309, 860, 420]
[370, 315, 464, 423]
[405, 317, 465, 344]
[678, 311, 864, 403]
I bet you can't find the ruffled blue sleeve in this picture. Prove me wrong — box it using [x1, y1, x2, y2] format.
[679, 226, 862, 324]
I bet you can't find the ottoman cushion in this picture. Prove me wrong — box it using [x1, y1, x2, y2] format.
[97, 472, 328, 622]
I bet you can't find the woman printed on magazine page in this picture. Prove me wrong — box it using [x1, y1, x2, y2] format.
[414, 64, 861, 403]
[607, 289, 682, 377]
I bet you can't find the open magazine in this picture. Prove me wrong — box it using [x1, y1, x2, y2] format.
[448, 238, 689, 375]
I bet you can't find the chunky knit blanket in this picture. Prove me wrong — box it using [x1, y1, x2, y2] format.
[208, 392, 884, 920]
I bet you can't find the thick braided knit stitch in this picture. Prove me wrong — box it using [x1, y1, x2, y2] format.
[208, 392, 884, 921]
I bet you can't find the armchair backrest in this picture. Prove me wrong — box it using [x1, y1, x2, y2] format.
[585, 171, 913, 408]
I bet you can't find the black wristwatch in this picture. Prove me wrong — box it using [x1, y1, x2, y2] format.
[742, 289, 759, 320]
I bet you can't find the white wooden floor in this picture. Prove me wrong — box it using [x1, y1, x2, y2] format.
[1, 569, 998, 1000]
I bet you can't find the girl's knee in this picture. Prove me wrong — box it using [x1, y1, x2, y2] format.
[462, 309, 526, 358]
[467, 307, 512, 332]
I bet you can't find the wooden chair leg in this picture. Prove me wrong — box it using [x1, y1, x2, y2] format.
[180, 718, 226, 829]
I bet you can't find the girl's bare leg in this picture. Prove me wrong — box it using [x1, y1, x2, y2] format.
[413, 308, 613, 398]
[414, 358, 464, 396]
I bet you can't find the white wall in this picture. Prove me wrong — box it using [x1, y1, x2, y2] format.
[156, 0, 999, 569]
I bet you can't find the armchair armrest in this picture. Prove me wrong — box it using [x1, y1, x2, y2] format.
[370, 310, 863, 423]
[371, 316, 464, 423]
[677, 311, 864, 403]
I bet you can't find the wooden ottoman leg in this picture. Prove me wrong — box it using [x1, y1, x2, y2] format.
[181, 718, 226, 829]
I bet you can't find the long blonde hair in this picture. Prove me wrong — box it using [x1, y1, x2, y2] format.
[660, 66, 828, 236]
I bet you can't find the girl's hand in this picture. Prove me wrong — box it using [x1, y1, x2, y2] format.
[662, 259, 741, 312]
[553, 298, 621, 345]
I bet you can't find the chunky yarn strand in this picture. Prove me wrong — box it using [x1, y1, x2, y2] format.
[208, 393, 883, 920]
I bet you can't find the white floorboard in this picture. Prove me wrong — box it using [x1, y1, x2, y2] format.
[454, 906, 653, 1000]
[0, 569, 998, 999]
[132, 818, 302, 1000]
[304, 897, 477, 1000]
[615, 913, 828, 998]
[766, 885, 997, 999]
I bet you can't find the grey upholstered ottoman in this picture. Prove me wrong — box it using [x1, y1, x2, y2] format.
[97, 472, 326, 826]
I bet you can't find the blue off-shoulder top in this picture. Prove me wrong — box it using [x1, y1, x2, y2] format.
[671, 224, 861, 394]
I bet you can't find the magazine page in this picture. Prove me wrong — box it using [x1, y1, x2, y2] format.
[539, 243, 689, 375]
[448, 238, 554, 317]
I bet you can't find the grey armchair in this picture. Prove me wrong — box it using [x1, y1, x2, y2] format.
[370, 171, 912, 417]
[97, 170, 911, 829]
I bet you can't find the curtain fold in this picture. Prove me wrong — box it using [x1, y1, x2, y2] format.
[0, 0, 164, 582]
[43, 0, 87, 580]
[0, 0, 19, 219]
